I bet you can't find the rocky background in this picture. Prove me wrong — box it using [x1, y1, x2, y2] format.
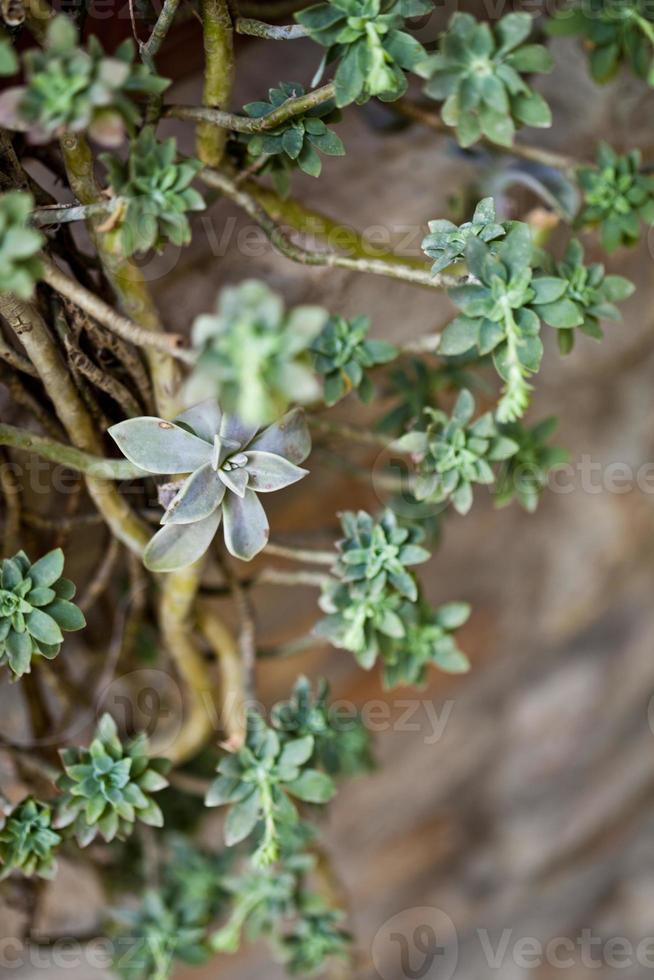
[4, 7, 654, 979]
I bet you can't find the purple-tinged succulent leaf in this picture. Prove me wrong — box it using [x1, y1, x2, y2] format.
[175, 398, 222, 442]
[244, 452, 308, 492]
[160, 463, 225, 525]
[109, 417, 212, 474]
[247, 408, 311, 464]
[143, 510, 223, 572]
[223, 490, 269, 561]
[219, 414, 259, 450]
[219, 467, 249, 498]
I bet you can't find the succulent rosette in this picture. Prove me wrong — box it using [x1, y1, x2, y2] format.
[109, 399, 311, 571]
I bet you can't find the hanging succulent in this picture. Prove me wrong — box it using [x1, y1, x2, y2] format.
[393, 389, 519, 513]
[547, 0, 654, 85]
[311, 314, 396, 405]
[0, 190, 44, 298]
[494, 416, 569, 512]
[205, 711, 336, 867]
[0, 14, 169, 145]
[417, 11, 553, 148]
[54, 713, 170, 847]
[0, 798, 61, 880]
[296, 0, 430, 107]
[381, 600, 471, 687]
[239, 82, 345, 196]
[187, 281, 326, 425]
[99, 128, 205, 256]
[577, 143, 654, 251]
[0, 548, 85, 679]
[109, 399, 311, 570]
[421, 197, 506, 276]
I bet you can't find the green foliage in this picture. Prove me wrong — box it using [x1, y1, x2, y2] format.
[205, 711, 336, 866]
[240, 82, 344, 196]
[417, 12, 553, 148]
[0, 191, 44, 299]
[442, 224, 546, 421]
[547, 0, 654, 84]
[375, 357, 478, 435]
[278, 902, 351, 975]
[393, 388, 519, 513]
[100, 128, 205, 256]
[422, 197, 505, 275]
[0, 38, 18, 76]
[110, 839, 229, 979]
[188, 281, 327, 423]
[0, 548, 85, 679]
[296, 0, 430, 107]
[272, 676, 374, 778]
[110, 401, 311, 569]
[0, 15, 169, 145]
[55, 713, 170, 847]
[535, 238, 634, 353]
[316, 576, 405, 669]
[0, 798, 61, 880]
[494, 416, 569, 512]
[381, 600, 471, 687]
[577, 143, 654, 251]
[311, 314, 396, 405]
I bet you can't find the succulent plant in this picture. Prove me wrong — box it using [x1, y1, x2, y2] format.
[187, 281, 326, 425]
[393, 389, 519, 514]
[296, 0, 430, 107]
[271, 676, 374, 777]
[494, 416, 569, 512]
[0, 14, 169, 146]
[417, 12, 553, 147]
[381, 600, 471, 687]
[0, 38, 17, 76]
[533, 238, 634, 353]
[205, 711, 336, 867]
[99, 128, 205, 256]
[0, 190, 44, 299]
[0, 548, 85, 678]
[547, 0, 654, 85]
[54, 713, 170, 847]
[239, 82, 344, 196]
[311, 314, 396, 405]
[421, 197, 506, 276]
[315, 575, 405, 668]
[375, 357, 476, 435]
[440, 223, 547, 421]
[0, 798, 61, 880]
[109, 399, 311, 570]
[278, 902, 351, 975]
[332, 508, 429, 601]
[577, 143, 654, 251]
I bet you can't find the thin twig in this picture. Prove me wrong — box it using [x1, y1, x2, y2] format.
[264, 541, 335, 565]
[235, 16, 307, 37]
[167, 82, 336, 134]
[0, 422, 145, 479]
[308, 415, 390, 448]
[79, 537, 121, 612]
[257, 568, 328, 588]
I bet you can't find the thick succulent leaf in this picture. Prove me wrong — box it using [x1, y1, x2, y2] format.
[219, 414, 259, 450]
[109, 417, 212, 474]
[175, 399, 222, 442]
[222, 489, 270, 561]
[161, 463, 225, 525]
[244, 451, 308, 492]
[246, 408, 311, 464]
[224, 789, 261, 846]
[29, 549, 64, 588]
[143, 509, 222, 572]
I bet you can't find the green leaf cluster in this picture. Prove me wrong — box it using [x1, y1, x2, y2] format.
[278, 902, 351, 975]
[311, 314, 396, 405]
[188, 281, 327, 424]
[239, 82, 344, 196]
[494, 416, 569, 512]
[0, 191, 44, 299]
[547, 0, 654, 84]
[422, 197, 505, 275]
[55, 713, 170, 847]
[393, 388, 519, 513]
[0, 548, 85, 679]
[577, 143, 654, 251]
[381, 600, 471, 687]
[417, 12, 553, 147]
[100, 128, 205, 257]
[296, 0, 430, 107]
[205, 711, 336, 867]
[271, 676, 373, 778]
[0, 15, 169, 146]
[375, 357, 477, 435]
[0, 798, 61, 880]
[0, 38, 18, 76]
